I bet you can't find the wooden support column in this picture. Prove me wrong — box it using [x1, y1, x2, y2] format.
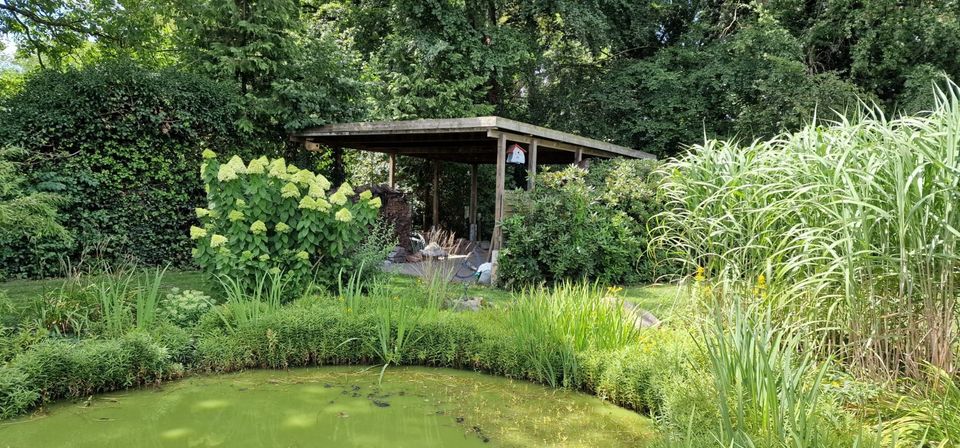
[491, 134, 507, 274]
[332, 147, 345, 186]
[432, 160, 440, 229]
[387, 153, 396, 188]
[527, 138, 538, 191]
[574, 148, 583, 164]
[469, 163, 478, 241]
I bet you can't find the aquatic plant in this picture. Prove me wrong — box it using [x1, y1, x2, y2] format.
[214, 271, 285, 333]
[135, 266, 167, 330]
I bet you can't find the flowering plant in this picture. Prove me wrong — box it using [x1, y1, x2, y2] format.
[192, 152, 381, 296]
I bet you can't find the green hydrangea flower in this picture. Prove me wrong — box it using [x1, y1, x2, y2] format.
[250, 220, 267, 235]
[247, 156, 268, 174]
[189, 226, 207, 240]
[202, 149, 217, 159]
[226, 155, 247, 174]
[217, 164, 238, 182]
[268, 158, 287, 178]
[330, 191, 347, 206]
[335, 208, 353, 222]
[228, 210, 245, 222]
[195, 207, 211, 218]
[295, 251, 310, 261]
[268, 267, 282, 275]
[293, 170, 314, 186]
[200, 162, 208, 177]
[337, 182, 355, 197]
[314, 197, 332, 211]
[314, 175, 332, 191]
[359, 190, 372, 200]
[308, 182, 326, 198]
[287, 164, 300, 174]
[298, 196, 317, 210]
[258, 254, 270, 261]
[235, 198, 247, 208]
[368, 197, 382, 208]
[281, 182, 301, 199]
[210, 234, 228, 247]
[241, 250, 254, 260]
[275, 222, 291, 233]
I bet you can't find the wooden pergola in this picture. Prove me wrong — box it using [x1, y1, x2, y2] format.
[291, 116, 655, 263]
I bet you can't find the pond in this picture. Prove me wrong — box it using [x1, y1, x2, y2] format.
[0, 367, 654, 447]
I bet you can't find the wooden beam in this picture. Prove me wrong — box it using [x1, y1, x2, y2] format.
[487, 130, 607, 158]
[387, 153, 396, 188]
[528, 138, 538, 191]
[432, 161, 440, 229]
[469, 164, 478, 241]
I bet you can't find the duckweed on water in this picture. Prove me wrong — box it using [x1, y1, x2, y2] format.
[0, 367, 654, 447]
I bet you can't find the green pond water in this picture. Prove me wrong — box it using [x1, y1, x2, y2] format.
[0, 367, 654, 447]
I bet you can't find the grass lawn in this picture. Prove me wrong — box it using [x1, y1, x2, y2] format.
[2, 270, 684, 325]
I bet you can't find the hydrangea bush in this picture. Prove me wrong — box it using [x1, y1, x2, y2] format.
[192, 152, 381, 295]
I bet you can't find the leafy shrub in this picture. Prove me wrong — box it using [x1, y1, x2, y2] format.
[193, 152, 381, 296]
[499, 159, 672, 287]
[0, 366, 38, 420]
[0, 59, 244, 279]
[161, 288, 213, 328]
[10, 332, 170, 405]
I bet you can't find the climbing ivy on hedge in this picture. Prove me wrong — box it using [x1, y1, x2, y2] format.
[0, 59, 246, 278]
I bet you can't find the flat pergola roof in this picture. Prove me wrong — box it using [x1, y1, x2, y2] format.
[291, 116, 655, 164]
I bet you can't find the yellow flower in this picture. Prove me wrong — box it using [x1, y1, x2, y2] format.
[335, 208, 353, 222]
[694, 266, 705, 282]
[195, 207, 211, 218]
[281, 182, 301, 199]
[189, 226, 207, 240]
[330, 191, 347, 206]
[359, 190, 372, 200]
[226, 155, 247, 174]
[202, 149, 217, 159]
[228, 209, 245, 222]
[606, 285, 623, 296]
[275, 222, 291, 233]
[287, 164, 300, 174]
[368, 197, 382, 208]
[247, 156, 268, 174]
[210, 234, 228, 248]
[250, 220, 267, 235]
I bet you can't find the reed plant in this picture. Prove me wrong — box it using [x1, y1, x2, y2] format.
[92, 266, 136, 337]
[135, 266, 167, 330]
[368, 294, 422, 384]
[215, 270, 286, 333]
[508, 281, 639, 387]
[654, 81, 960, 379]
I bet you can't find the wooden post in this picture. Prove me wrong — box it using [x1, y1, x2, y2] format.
[469, 163, 478, 241]
[527, 138, 538, 191]
[332, 147, 345, 186]
[388, 153, 396, 188]
[492, 134, 507, 263]
[574, 147, 582, 164]
[432, 160, 440, 229]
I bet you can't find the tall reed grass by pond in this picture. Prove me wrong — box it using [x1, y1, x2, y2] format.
[654, 81, 960, 380]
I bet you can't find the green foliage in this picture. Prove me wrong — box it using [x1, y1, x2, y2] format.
[0, 147, 69, 259]
[193, 153, 382, 296]
[499, 159, 670, 287]
[653, 83, 960, 378]
[0, 59, 243, 279]
[161, 288, 212, 328]
[2, 332, 169, 416]
[507, 282, 639, 387]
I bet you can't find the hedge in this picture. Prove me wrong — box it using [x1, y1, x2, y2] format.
[0, 59, 246, 279]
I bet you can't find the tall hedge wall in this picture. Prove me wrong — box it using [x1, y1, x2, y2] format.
[0, 60, 245, 278]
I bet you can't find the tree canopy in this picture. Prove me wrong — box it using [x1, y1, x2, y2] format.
[2, 0, 958, 157]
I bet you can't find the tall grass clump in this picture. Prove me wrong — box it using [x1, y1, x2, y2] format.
[654, 81, 960, 379]
[508, 282, 639, 387]
[704, 302, 828, 447]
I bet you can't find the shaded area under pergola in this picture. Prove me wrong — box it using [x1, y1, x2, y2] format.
[291, 116, 655, 265]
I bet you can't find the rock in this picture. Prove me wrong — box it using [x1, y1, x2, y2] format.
[405, 253, 423, 263]
[448, 297, 484, 312]
[420, 242, 447, 258]
[603, 296, 661, 329]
